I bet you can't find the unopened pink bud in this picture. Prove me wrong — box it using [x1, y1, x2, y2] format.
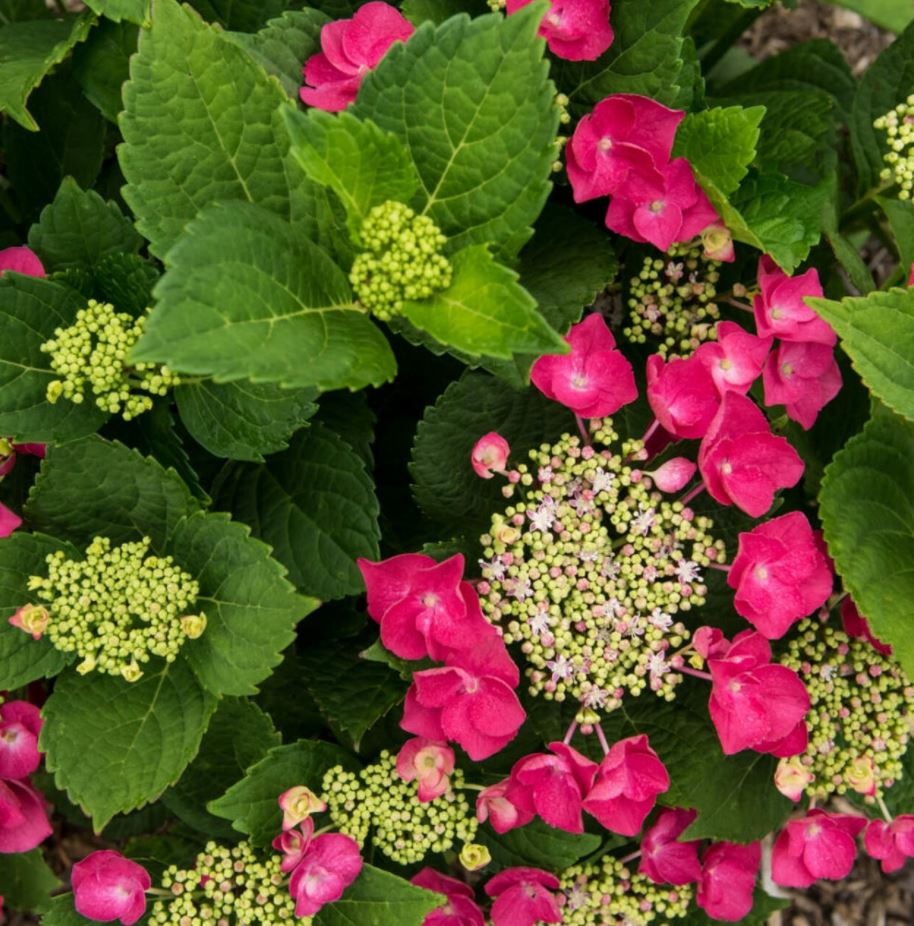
[9, 604, 48, 640]
[774, 755, 814, 801]
[649, 458, 696, 493]
[278, 786, 326, 831]
[471, 432, 510, 479]
[700, 224, 734, 262]
[845, 755, 877, 797]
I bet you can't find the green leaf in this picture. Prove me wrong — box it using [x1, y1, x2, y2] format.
[0, 274, 109, 444]
[83, 0, 149, 24]
[825, 228, 876, 294]
[28, 177, 142, 273]
[41, 659, 218, 830]
[208, 741, 360, 846]
[315, 390, 376, 469]
[72, 18, 138, 121]
[353, 4, 558, 259]
[402, 0, 489, 24]
[176, 379, 318, 462]
[810, 287, 914, 421]
[283, 107, 420, 242]
[403, 245, 565, 360]
[31, 895, 94, 926]
[479, 819, 603, 871]
[314, 866, 443, 926]
[0, 2, 55, 25]
[820, 406, 914, 681]
[186, 0, 291, 31]
[26, 435, 200, 549]
[878, 195, 914, 269]
[826, 0, 913, 32]
[133, 200, 396, 391]
[0, 12, 94, 130]
[0, 849, 60, 912]
[212, 422, 380, 600]
[170, 511, 315, 696]
[89, 252, 160, 316]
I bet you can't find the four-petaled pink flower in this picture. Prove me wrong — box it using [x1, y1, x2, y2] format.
[753, 256, 835, 346]
[411, 868, 485, 926]
[471, 432, 510, 479]
[698, 392, 804, 517]
[582, 734, 669, 836]
[840, 598, 892, 656]
[476, 779, 533, 834]
[506, 0, 613, 62]
[706, 631, 809, 757]
[0, 505, 21, 540]
[727, 512, 832, 639]
[646, 351, 720, 440]
[648, 458, 696, 494]
[771, 810, 865, 888]
[762, 340, 841, 429]
[396, 737, 455, 802]
[272, 818, 314, 873]
[697, 322, 771, 396]
[0, 701, 42, 781]
[0, 247, 45, 279]
[484, 868, 562, 926]
[696, 841, 761, 922]
[300, 2, 414, 112]
[71, 851, 150, 926]
[864, 816, 914, 874]
[531, 314, 637, 419]
[638, 807, 702, 885]
[288, 833, 363, 917]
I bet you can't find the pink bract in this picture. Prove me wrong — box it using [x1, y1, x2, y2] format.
[0, 701, 42, 780]
[71, 851, 150, 926]
[727, 512, 833, 639]
[272, 818, 314, 873]
[471, 432, 510, 479]
[697, 322, 772, 396]
[484, 868, 562, 926]
[0, 504, 21, 540]
[300, 2, 414, 112]
[646, 352, 720, 440]
[288, 833, 363, 917]
[762, 340, 842, 430]
[0, 779, 51, 853]
[649, 457, 696, 494]
[411, 868, 485, 926]
[0, 247, 45, 279]
[771, 810, 865, 888]
[396, 737, 455, 802]
[638, 807, 702, 885]
[840, 598, 892, 656]
[506, 0, 613, 62]
[864, 816, 914, 874]
[531, 314, 637, 418]
[476, 780, 533, 834]
[753, 256, 835, 346]
[696, 841, 761, 922]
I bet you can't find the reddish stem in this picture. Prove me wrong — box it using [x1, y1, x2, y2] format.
[562, 720, 578, 745]
[595, 722, 610, 755]
[679, 483, 706, 507]
[620, 849, 641, 865]
[679, 665, 713, 682]
[575, 414, 592, 446]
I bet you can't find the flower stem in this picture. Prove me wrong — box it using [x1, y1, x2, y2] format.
[563, 719, 578, 745]
[620, 849, 642, 865]
[680, 665, 713, 682]
[595, 722, 610, 756]
[878, 795, 894, 824]
[575, 415, 592, 446]
[679, 483, 705, 507]
[708, 562, 731, 573]
[458, 783, 485, 792]
[723, 296, 754, 314]
[641, 419, 660, 446]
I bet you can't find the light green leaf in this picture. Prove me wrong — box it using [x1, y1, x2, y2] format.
[212, 422, 380, 600]
[878, 195, 914, 269]
[41, 659, 218, 831]
[478, 819, 603, 871]
[39, 896, 96, 926]
[83, 0, 149, 24]
[72, 18, 138, 121]
[353, 3, 557, 258]
[133, 200, 396, 391]
[824, 0, 913, 33]
[314, 866, 443, 926]
[0, 849, 60, 913]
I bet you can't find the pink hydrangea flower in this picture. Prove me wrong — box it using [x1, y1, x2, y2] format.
[697, 322, 771, 396]
[505, 742, 598, 834]
[476, 779, 533, 834]
[506, 0, 613, 61]
[288, 833, 363, 917]
[753, 256, 835, 346]
[471, 433, 510, 479]
[278, 785, 326, 831]
[0, 247, 45, 279]
[566, 94, 684, 202]
[71, 851, 150, 926]
[484, 868, 562, 926]
[300, 2, 414, 112]
[646, 352, 720, 439]
[531, 314, 637, 419]
[762, 340, 842, 429]
[840, 598, 892, 656]
[727, 512, 833, 639]
[864, 816, 914, 874]
[411, 868, 485, 926]
[638, 808, 702, 885]
[648, 458, 696, 494]
[771, 810, 865, 888]
[272, 818, 314, 873]
[0, 779, 51, 853]
[0, 701, 42, 780]
[696, 841, 761, 922]
[697, 392, 804, 517]
[707, 631, 810, 757]
[396, 737, 455, 802]
[582, 734, 669, 836]
[0, 504, 21, 540]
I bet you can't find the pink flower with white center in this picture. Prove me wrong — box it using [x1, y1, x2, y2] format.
[476, 780, 533, 834]
[300, 2, 414, 112]
[288, 833, 363, 917]
[411, 868, 485, 926]
[0, 779, 51, 853]
[697, 322, 772, 396]
[0, 247, 45, 279]
[771, 810, 865, 888]
[272, 818, 314, 873]
[484, 868, 562, 926]
[638, 807, 702, 885]
[566, 94, 684, 202]
[0, 701, 42, 780]
[278, 786, 326, 831]
[71, 851, 150, 926]
[753, 256, 835, 345]
[471, 432, 510, 479]
[646, 351, 720, 439]
[707, 630, 810, 757]
[396, 737, 455, 802]
[697, 392, 804, 517]
[582, 734, 669, 836]
[774, 756, 814, 802]
[696, 841, 760, 922]
[0, 504, 21, 539]
[649, 458, 696, 493]
[762, 340, 842, 429]
[8, 604, 49, 641]
[864, 816, 914, 874]
[531, 314, 637, 418]
[506, 0, 613, 61]
[727, 512, 832, 640]
[840, 598, 892, 656]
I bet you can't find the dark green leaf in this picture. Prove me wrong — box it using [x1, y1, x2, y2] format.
[479, 819, 603, 871]
[72, 18, 138, 121]
[0, 850, 60, 913]
[313, 866, 443, 926]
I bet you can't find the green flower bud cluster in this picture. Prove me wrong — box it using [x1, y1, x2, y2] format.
[780, 618, 914, 801]
[41, 299, 179, 420]
[151, 840, 298, 926]
[28, 536, 206, 681]
[560, 854, 692, 926]
[349, 201, 452, 322]
[623, 245, 721, 358]
[875, 97, 914, 200]
[322, 752, 477, 866]
[477, 423, 725, 719]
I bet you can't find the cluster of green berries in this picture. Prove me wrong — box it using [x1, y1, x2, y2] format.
[28, 536, 206, 681]
[41, 299, 180, 420]
[875, 97, 914, 200]
[322, 752, 477, 866]
[560, 854, 692, 926]
[553, 94, 571, 173]
[477, 422, 725, 719]
[780, 618, 914, 801]
[349, 201, 452, 322]
[624, 245, 721, 358]
[150, 841, 298, 926]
